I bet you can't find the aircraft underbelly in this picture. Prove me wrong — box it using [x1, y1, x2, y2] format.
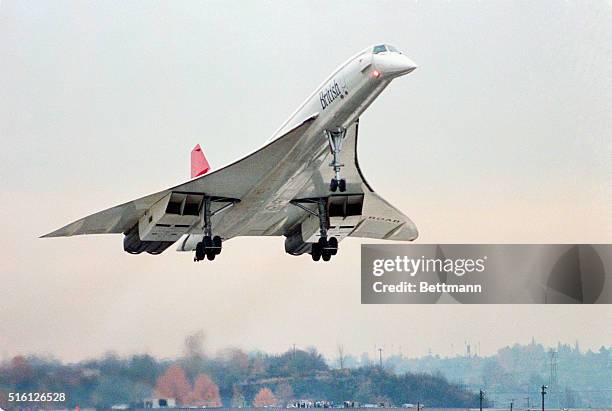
[182, 82, 388, 246]
[214, 127, 332, 238]
[212, 107, 361, 240]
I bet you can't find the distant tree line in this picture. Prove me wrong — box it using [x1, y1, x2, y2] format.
[0, 344, 479, 409]
[373, 341, 612, 408]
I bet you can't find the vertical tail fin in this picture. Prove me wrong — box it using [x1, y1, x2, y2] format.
[191, 144, 211, 178]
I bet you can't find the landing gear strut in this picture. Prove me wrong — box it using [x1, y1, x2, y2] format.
[326, 128, 347, 192]
[308, 198, 338, 262]
[193, 195, 239, 262]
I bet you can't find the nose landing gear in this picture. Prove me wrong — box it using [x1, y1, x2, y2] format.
[326, 128, 347, 192]
[329, 178, 346, 193]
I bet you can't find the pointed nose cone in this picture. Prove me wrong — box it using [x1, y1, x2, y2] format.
[402, 57, 419, 74]
[374, 54, 418, 78]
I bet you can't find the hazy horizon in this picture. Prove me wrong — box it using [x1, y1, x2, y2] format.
[1, 0, 611, 363]
[2, 331, 602, 365]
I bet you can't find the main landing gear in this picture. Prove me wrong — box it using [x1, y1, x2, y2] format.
[311, 236, 338, 262]
[326, 128, 347, 192]
[290, 197, 339, 262]
[194, 196, 238, 262]
[195, 235, 222, 261]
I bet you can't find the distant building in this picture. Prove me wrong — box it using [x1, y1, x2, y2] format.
[143, 398, 177, 408]
[288, 400, 332, 408]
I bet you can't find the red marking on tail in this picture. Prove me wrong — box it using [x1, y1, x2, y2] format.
[191, 144, 211, 178]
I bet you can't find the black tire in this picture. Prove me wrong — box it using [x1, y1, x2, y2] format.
[311, 244, 321, 261]
[322, 251, 331, 261]
[213, 235, 222, 255]
[203, 236, 213, 248]
[330, 178, 338, 192]
[206, 250, 216, 261]
[318, 237, 328, 249]
[328, 237, 338, 255]
[195, 242, 205, 261]
[339, 179, 346, 192]
[135, 240, 149, 254]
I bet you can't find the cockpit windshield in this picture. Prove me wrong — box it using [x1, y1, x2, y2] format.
[373, 44, 401, 54]
[386, 44, 399, 53]
[373, 45, 387, 54]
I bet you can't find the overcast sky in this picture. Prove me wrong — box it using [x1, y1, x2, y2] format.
[1, 0, 611, 363]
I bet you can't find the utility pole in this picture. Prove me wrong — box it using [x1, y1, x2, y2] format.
[378, 347, 383, 369]
[549, 351, 558, 386]
[541, 385, 548, 411]
[525, 396, 530, 411]
[510, 399, 514, 411]
[292, 344, 297, 375]
[549, 351, 558, 409]
[480, 390, 484, 411]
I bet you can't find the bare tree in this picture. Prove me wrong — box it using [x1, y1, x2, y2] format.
[184, 330, 206, 359]
[231, 386, 246, 408]
[276, 382, 294, 405]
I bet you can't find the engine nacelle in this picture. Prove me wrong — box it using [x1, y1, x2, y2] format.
[284, 230, 313, 256]
[123, 191, 207, 255]
[123, 226, 174, 255]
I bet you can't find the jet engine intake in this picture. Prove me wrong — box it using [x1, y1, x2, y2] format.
[123, 226, 174, 255]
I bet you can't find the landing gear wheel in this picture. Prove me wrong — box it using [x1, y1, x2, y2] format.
[212, 235, 222, 255]
[318, 237, 333, 262]
[195, 242, 205, 261]
[328, 237, 338, 255]
[200, 235, 220, 260]
[311, 244, 321, 261]
[330, 178, 338, 192]
[338, 179, 346, 192]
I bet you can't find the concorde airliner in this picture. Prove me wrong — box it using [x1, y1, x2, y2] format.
[43, 44, 419, 262]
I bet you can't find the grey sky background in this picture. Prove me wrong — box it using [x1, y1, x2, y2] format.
[1, 0, 611, 362]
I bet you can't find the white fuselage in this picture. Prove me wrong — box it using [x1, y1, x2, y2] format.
[183, 45, 417, 247]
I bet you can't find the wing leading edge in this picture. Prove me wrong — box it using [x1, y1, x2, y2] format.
[42, 115, 318, 238]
